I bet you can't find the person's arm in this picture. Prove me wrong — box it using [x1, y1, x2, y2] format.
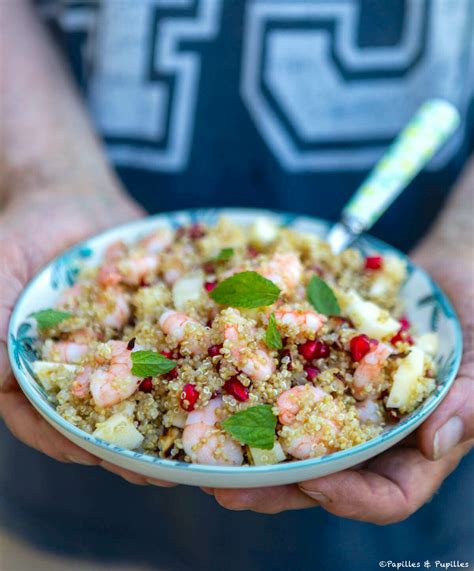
[0, 1, 173, 486]
[1, 0, 137, 243]
[210, 160, 474, 520]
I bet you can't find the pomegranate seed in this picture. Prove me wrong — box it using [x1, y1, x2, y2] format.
[304, 365, 320, 382]
[298, 339, 329, 361]
[298, 340, 318, 360]
[399, 316, 410, 331]
[247, 245, 259, 258]
[208, 344, 223, 358]
[204, 281, 217, 293]
[350, 334, 371, 361]
[224, 377, 249, 402]
[160, 350, 173, 359]
[139, 377, 153, 393]
[126, 337, 136, 350]
[391, 330, 414, 346]
[164, 368, 179, 381]
[365, 256, 383, 270]
[314, 340, 330, 359]
[188, 223, 206, 240]
[391, 317, 413, 345]
[180, 383, 199, 411]
[279, 349, 293, 370]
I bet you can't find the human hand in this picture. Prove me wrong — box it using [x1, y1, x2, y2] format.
[207, 248, 473, 522]
[0, 185, 175, 487]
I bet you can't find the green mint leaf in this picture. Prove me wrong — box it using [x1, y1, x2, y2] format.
[222, 405, 277, 450]
[306, 275, 341, 316]
[212, 247, 234, 263]
[265, 313, 282, 350]
[30, 309, 72, 330]
[131, 350, 176, 378]
[210, 271, 280, 309]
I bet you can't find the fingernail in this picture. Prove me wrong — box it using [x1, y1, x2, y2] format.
[300, 489, 329, 503]
[433, 416, 463, 460]
[66, 455, 96, 466]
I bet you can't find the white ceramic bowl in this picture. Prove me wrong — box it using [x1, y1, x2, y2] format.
[8, 209, 462, 488]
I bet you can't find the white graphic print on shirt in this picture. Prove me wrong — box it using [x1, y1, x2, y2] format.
[46, 0, 473, 173]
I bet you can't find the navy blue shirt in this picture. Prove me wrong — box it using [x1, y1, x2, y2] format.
[1, 2, 473, 570]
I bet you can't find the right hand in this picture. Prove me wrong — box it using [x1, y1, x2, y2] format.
[0, 186, 175, 486]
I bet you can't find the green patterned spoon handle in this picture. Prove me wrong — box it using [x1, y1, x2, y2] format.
[328, 99, 460, 253]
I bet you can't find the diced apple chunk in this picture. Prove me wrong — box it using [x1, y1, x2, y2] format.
[341, 290, 400, 340]
[387, 347, 425, 410]
[172, 272, 205, 310]
[369, 275, 391, 298]
[32, 361, 77, 391]
[416, 333, 439, 356]
[249, 441, 286, 465]
[93, 413, 144, 450]
[249, 217, 278, 247]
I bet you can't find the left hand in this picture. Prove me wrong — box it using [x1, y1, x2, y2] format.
[207, 248, 473, 523]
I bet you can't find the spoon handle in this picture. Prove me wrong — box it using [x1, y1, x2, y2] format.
[328, 99, 460, 253]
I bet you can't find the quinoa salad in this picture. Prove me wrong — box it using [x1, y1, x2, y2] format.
[31, 218, 439, 467]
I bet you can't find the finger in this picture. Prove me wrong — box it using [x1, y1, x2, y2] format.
[1, 380, 177, 486]
[214, 484, 319, 514]
[0, 387, 99, 465]
[417, 371, 474, 460]
[298, 444, 468, 524]
[210, 435, 418, 513]
[100, 461, 177, 487]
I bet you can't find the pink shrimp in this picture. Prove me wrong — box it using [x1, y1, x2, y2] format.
[223, 309, 275, 382]
[356, 399, 383, 425]
[89, 341, 141, 408]
[98, 232, 167, 287]
[101, 288, 131, 329]
[98, 241, 128, 286]
[137, 228, 173, 254]
[57, 280, 130, 330]
[277, 385, 327, 425]
[159, 310, 209, 355]
[182, 397, 243, 466]
[116, 255, 159, 286]
[71, 366, 93, 399]
[258, 252, 303, 293]
[352, 342, 392, 400]
[273, 306, 327, 338]
[276, 385, 341, 459]
[43, 341, 89, 364]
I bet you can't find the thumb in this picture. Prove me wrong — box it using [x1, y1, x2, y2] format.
[417, 368, 474, 460]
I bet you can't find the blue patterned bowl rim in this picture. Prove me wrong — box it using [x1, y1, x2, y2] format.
[7, 208, 463, 474]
